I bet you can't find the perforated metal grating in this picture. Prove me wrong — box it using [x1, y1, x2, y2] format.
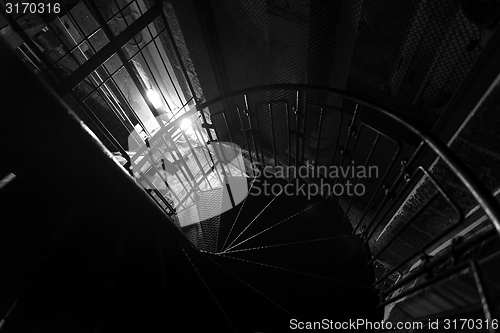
[197, 188, 224, 252]
[209, 0, 499, 132]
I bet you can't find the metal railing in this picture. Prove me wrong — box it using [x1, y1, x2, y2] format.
[190, 84, 500, 330]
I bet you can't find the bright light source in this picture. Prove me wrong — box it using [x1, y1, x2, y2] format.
[180, 117, 192, 130]
[146, 89, 162, 109]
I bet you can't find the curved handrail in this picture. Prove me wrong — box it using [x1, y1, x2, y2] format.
[195, 83, 500, 236]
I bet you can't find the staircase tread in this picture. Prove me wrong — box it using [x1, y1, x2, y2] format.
[208, 251, 381, 323]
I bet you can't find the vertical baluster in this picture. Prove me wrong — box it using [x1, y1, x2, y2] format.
[236, 106, 253, 166]
[314, 107, 324, 168]
[352, 143, 401, 234]
[198, 110, 236, 208]
[190, 121, 221, 189]
[221, 111, 245, 175]
[342, 132, 380, 221]
[285, 102, 291, 178]
[363, 142, 425, 242]
[329, 110, 344, 169]
[300, 97, 307, 167]
[330, 104, 359, 201]
[253, 102, 265, 168]
[294, 91, 303, 178]
[244, 94, 260, 165]
[269, 103, 277, 166]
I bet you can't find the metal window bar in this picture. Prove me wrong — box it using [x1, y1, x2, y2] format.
[15, 10, 133, 159]
[119, 2, 184, 114]
[0, 1, 158, 158]
[158, 10, 197, 102]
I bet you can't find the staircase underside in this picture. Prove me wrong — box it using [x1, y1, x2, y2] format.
[1, 175, 382, 332]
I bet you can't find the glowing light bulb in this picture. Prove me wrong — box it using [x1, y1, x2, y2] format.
[146, 89, 162, 109]
[180, 118, 192, 130]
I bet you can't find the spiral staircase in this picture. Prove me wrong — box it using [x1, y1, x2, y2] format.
[0, 172, 381, 332]
[2, 49, 500, 330]
[0, 83, 382, 331]
[2, 1, 500, 332]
